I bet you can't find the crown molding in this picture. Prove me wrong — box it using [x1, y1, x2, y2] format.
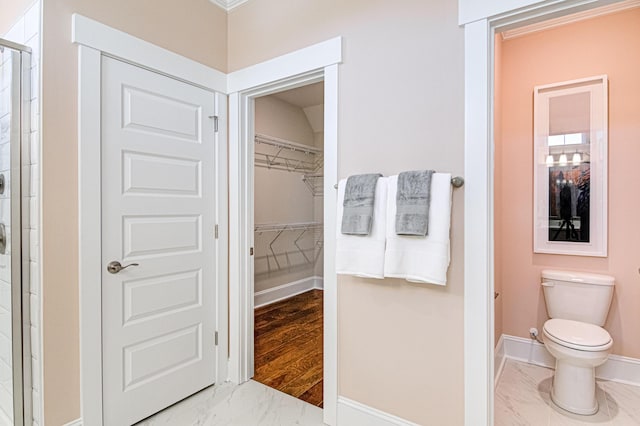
[208, 0, 250, 12]
[501, 0, 640, 40]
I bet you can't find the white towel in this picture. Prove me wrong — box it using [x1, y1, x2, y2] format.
[384, 173, 452, 285]
[336, 176, 387, 279]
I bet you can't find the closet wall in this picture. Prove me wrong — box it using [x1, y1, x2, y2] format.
[254, 94, 324, 293]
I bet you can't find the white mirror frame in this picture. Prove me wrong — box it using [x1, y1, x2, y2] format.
[533, 75, 608, 257]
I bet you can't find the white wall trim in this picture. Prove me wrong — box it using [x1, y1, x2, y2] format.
[598, 355, 640, 387]
[322, 63, 339, 426]
[228, 40, 341, 426]
[494, 335, 506, 386]
[71, 14, 227, 93]
[337, 397, 420, 426]
[462, 1, 627, 425]
[501, 0, 640, 39]
[464, 17, 493, 426]
[312, 276, 324, 290]
[458, 0, 625, 25]
[459, 0, 544, 25]
[208, 0, 250, 11]
[500, 334, 640, 387]
[76, 22, 229, 426]
[502, 334, 556, 368]
[227, 92, 248, 386]
[254, 276, 323, 309]
[214, 79, 230, 389]
[227, 37, 342, 93]
[62, 419, 83, 426]
[78, 44, 103, 426]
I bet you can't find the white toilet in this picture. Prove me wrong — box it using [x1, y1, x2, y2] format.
[541, 269, 615, 415]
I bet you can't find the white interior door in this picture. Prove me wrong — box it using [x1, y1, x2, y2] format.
[101, 56, 218, 426]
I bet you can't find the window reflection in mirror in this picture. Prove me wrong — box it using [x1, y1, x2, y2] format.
[546, 92, 591, 243]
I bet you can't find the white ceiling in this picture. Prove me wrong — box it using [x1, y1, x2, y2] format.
[302, 104, 324, 133]
[269, 82, 325, 133]
[271, 82, 324, 108]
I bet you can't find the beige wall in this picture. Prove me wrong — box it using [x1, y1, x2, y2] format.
[0, 0, 34, 35]
[495, 9, 640, 358]
[254, 95, 319, 292]
[230, 1, 465, 424]
[39, 0, 465, 423]
[40, 1, 227, 424]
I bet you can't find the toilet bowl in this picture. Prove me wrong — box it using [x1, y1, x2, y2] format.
[543, 319, 612, 415]
[541, 270, 615, 416]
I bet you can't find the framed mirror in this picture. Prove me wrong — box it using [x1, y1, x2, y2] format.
[533, 75, 608, 257]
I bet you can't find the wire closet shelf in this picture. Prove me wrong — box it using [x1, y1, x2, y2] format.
[254, 133, 324, 196]
[254, 221, 324, 271]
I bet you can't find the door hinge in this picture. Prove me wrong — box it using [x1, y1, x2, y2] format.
[214, 331, 218, 346]
[215, 224, 219, 239]
[250, 247, 254, 256]
[208, 115, 219, 132]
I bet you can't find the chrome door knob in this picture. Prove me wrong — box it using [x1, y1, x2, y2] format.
[107, 261, 139, 274]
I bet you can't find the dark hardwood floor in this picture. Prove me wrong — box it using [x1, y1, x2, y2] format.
[253, 289, 323, 407]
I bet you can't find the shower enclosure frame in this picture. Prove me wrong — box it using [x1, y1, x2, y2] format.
[0, 36, 32, 426]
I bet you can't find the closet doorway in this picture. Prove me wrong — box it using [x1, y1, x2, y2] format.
[252, 83, 325, 407]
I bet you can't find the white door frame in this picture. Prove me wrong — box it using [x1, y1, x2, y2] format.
[461, 0, 623, 424]
[74, 15, 228, 426]
[227, 37, 342, 426]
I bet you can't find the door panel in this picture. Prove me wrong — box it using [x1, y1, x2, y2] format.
[123, 324, 202, 391]
[122, 270, 202, 325]
[122, 214, 201, 258]
[101, 56, 217, 426]
[122, 85, 203, 142]
[122, 151, 201, 196]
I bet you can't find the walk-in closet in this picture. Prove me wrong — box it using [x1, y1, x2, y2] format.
[252, 82, 325, 407]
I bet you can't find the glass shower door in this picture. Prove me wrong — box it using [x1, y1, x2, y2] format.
[0, 40, 31, 426]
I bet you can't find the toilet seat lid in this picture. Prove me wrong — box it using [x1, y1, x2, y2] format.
[543, 319, 612, 351]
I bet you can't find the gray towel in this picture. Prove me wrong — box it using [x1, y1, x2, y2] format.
[395, 170, 435, 236]
[341, 173, 383, 235]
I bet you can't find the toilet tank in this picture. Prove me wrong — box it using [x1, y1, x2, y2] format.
[541, 269, 615, 326]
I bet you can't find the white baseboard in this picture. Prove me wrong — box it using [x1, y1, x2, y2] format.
[312, 276, 323, 290]
[502, 334, 555, 368]
[254, 276, 323, 308]
[595, 353, 640, 387]
[494, 334, 506, 386]
[63, 419, 82, 426]
[337, 397, 419, 426]
[500, 334, 640, 387]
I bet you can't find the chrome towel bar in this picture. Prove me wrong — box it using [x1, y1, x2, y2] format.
[333, 176, 464, 190]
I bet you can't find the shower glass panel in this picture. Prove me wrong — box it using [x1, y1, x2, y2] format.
[0, 38, 32, 426]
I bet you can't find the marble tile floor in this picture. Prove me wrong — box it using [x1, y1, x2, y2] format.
[496, 359, 640, 425]
[0, 410, 11, 426]
[136, 379, 324, 426]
